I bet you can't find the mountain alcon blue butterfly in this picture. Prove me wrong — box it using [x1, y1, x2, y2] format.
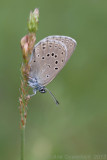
[28, 35, 77, 104]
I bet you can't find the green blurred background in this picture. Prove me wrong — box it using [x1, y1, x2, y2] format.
[0, 0, 107, 160]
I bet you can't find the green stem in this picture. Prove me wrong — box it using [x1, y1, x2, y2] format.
[21, 127, 25, 160]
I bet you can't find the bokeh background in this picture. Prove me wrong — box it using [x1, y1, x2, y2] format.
[0, 0, 107, 160]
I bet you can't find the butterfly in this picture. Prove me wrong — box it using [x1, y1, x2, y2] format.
[28, 35, 77, 104]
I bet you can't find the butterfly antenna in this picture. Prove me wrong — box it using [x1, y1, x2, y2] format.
[45, 88, 59, 105]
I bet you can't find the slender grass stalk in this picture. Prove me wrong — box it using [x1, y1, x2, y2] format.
[19, 8, 39, 160]
[21, 127, 25, 160]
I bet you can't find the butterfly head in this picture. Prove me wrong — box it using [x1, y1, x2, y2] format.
[39, 87, 46, 93]
[28, 77, 46, 93]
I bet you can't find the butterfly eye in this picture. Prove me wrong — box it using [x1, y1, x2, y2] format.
[39, 88, 46, 93]
[55, 67, 58, 70]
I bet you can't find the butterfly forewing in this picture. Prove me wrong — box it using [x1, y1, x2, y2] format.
[29, 39, 67, 86]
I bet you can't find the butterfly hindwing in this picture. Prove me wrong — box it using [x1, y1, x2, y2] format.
[29, 39, 67, 86]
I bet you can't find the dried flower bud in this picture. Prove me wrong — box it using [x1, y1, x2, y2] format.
[21, 118, 25, 126]
[24, 43, 29, 55]
[19, 98, 23, 105]
[21, 36, 28, 47]
[24, 112, 27, 119]
[21, 36, 29, 59]
[26, 95, 30, 100]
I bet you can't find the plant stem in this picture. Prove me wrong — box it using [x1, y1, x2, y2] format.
[21, 127, 25, 160]
[19, 8, 39, 160]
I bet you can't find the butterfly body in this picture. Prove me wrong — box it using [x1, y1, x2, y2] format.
[28, 77, 46, 94]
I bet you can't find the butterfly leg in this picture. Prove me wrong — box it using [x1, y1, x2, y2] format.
[29, 88, 37, 97]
